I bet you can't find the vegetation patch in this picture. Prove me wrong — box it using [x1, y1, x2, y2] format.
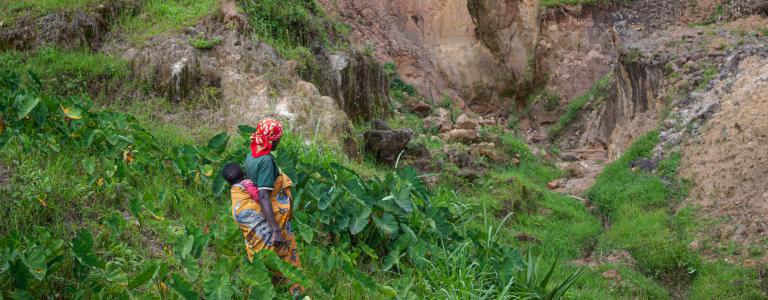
[548, 74, 611, 139]
[0, 0, 99, 24]
[117, 0, 218, 43]
[0, 47, 129, 96]
[189, 36, 222, 50]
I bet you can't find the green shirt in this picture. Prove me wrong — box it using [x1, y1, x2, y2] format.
[244, 154, 280, 191]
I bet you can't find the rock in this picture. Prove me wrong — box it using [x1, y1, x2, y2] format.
[469, 143, 507, 163]
[688, 240, 701, 251]
[305, 49, 390, 122]
[440, 129, 480, 144]
[629, 159, 655, 172]
[560, 154, 580, 162]
[424, 108, 453, 133]
[511, 158, 521, 165]
[442, 144, 475, 169]
[602, 269, 622, 281]
[515, 233, 540, 243]
[744, 259, 758, 268]
[371, 119, 390, 130]
[410, 101, 432, 117]
[456, 114, 479, 130]
[547, 180, 561, 189]
[364, 128, 414, 165]
[457, 168, 483, 182]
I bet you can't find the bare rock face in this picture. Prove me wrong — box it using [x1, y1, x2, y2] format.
[127, 3, 353, 146]
[303, 49, 390, 122]
[364, 127, 414, 165]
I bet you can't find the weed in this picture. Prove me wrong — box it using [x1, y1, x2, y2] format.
[689, 262, 766, 299]
[117, 0, 218, 44]
[189, 36, 221, 50]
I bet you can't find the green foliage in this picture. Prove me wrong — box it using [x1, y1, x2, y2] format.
[698, 66, 719, 91]
[600, 206, 700, 277]
[549, 74, 611, 139]
[384, 62, 417, 102]
[0, 0, 98, 24]
[0, 48, 129, 96]
[0, 70, 584, 298]
[586, 131, 664, 218]
[117, 0, 218, 43]
[689, 262, 767, 299]
[239, 0, 344, 70]
[189, 36, 222, 50]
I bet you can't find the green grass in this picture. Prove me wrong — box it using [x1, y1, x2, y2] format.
[117, 0, 218, 44]
[689, 262, 766, 299]
[189, 36, 222, 50]
[549, 74, 612, 139]
[0, 0, 99, 24]
[563, 264, 671, 299]
[0, 47, 129, 96]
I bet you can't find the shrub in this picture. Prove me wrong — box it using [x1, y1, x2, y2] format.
[189, 36, 221, 49]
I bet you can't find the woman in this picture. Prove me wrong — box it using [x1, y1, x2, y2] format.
[231, 119, 303, 292]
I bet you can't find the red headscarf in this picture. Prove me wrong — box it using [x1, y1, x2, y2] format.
[250, 119, 283, 158]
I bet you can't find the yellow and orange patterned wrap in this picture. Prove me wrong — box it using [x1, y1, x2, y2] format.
[230, 174, 301, 268]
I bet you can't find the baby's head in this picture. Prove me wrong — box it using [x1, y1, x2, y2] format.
[222, 162, 245, 185]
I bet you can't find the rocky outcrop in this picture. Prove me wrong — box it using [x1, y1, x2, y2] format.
[304, 48, 390, 122]
[582, 56, 664, 158]
[125, 2, 353, 146]
[728, 0, 768, 19]
[0, 1, 139, 51]
[319, 0, 616, 117]
[364, 126, 414, 166]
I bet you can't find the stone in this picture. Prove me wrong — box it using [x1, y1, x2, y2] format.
[688, 240, 701, 251]
[410, 101, 432, 117]
[456, 114, 479, 130]
[442, 144, 475, 169]
[440, 129, 480, 144]
[601, 269, 622, 281]
[424, 116, 453, 133]
[364, 128, 414, 165]
[515, 233, 540, 243]
[371, 119, 390, 130]
[560, 154, 580, 162]
[469, 143, 507, 163]
[547, 180, 561, 189]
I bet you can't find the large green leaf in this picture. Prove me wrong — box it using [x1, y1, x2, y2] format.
[174, 235, 194, 260]
[128, 261, 161, 289]
[203, 273, 235, 300]
[12, 289, 34, 300]
[82, 157, 96, 175]
[240, 256, 275, 300]
[381, 249, 401, 272]
[372, 213, 399, 236]
[22, 247, 46, 281]
[207, 132, 229, 153]
[341, 260, 378, 292]
[14, 95, 39, 120]
[395, 184, 414, 213]
[262, 251, 311, 288]
[168, 274, 199, 300]
[349, 205, 371, 235]
[211, 170, 227, 197]
[181, 257, 201, 281]
[103, 262, 128, 283]
[71, 230, 99, 269]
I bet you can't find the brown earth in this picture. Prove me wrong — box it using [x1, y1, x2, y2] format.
[680, 56, 768, 247]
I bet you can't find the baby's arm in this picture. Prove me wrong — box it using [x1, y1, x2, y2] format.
[242, 180, 260, 202]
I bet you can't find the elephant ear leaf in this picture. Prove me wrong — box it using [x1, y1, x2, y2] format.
[168, 274, 199, 300]
[71, 230, 99, 269]
[349, 206, 372, 235]
[14, 95, 39, 120]
[395, 184, 414, 213]
[372, 213, 399, 236]
[207, 132, 229, 153]
[23, 247, 47, 281]
[203, 273, 235, 300]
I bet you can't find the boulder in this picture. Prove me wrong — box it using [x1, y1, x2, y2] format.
[424, 107, 453, 133]
[440, 129, 480, 144]
[469, 142, 507, 163]
[409, 101, 433, 117]
[364, 128, 414, 165]
[456, 114, 480, 130]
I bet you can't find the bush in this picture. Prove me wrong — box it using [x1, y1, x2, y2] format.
[189, 36, 221, 49]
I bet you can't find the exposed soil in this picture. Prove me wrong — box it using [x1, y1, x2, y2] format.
[681, 56, 768, 249]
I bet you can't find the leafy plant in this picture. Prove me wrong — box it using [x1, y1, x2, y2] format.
[189, 36, 222, 50]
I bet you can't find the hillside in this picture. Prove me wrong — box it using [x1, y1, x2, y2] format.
[1, 0, 767, 299]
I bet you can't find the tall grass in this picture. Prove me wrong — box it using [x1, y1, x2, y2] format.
[0, 0, 99, 24]
[116, 0, 219, 43]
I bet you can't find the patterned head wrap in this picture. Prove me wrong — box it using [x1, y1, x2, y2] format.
[250, 119, 283, 158]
